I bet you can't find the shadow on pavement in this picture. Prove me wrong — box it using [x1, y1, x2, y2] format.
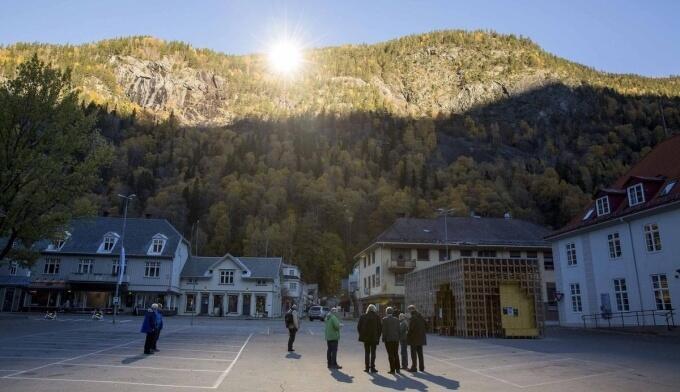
[121, 355, 146, 365]
[369, 372, 429, 391]
[330, 368, 354, 383]
[285, 352, 301, 359]
[413, 371, 460, 390]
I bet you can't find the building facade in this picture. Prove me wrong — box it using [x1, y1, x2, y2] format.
[178, 254, 283, 318]
[281, 263, 303, 312]
[547, 136, 680, 327]
[355, 216, 556, 318]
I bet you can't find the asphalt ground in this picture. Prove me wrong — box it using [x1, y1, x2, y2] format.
[0, 314, 679, 391]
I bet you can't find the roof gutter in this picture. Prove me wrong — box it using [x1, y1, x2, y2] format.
[354, 241, 550, 259]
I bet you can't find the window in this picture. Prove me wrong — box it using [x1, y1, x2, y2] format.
[509, 250, 522, 258]
[607, 233, 622, 258]
[526, 251, 538, 259]
[644, 224, 662, 252]
[546, 282, 557, 306]
[185, 294, 196, 312]
[566, 243, 577, 266]
[596, 196, 611, 216]
[112, 259, 127, 275]
[652, 274, 672, 310]
[627, 183, 645, 206]
[220, 270, 234, 284]
[363, 257, 366, 268]
[460, 249, 472, 257]
[289, 282, 297, 290]
[363, 277, 367, 290]
[9, 261, 17, 276]
[570, 283, 583, 312]
[98, 233, 119, 253]
[395, 272, 405, 286]
[543, 251, 554, 270]
[660, 180, 677, 196]
[371, 274, 376, 288]
[582, 208, 594, 221]
[77, 258, 93, 274]
[375, 266, 381, 286]
[416, 249, 430, 261]
[288, 269, 296, 276]
[148, 235, 167, 255]
[43, 258, 60, 274]
[256, 279, 267, 286]
[438, 249, 448, 261]
[144, 261, 160, 278]
[613, 279, 630, 311]
[478, 250, 497, 258]
[52, 238, 65, 250]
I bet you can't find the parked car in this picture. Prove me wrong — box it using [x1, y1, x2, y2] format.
[308, 305, 327, 321]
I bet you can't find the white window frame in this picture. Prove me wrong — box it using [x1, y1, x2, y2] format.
[651, 274, 672, 310]
[570, 283, 583, 313]
[627, 183, 645, 206]
[566, 243, 578, 266]
[144, 261, 160, 278]
[256, 279, 267, 286]
[613, 278, 629, 311]
[643, 223, 662, 252]
[596, 196, 610, 216]
[9, 261, 17, 276]
[220, 269, 234, 285]
[607, 232, 622, 259]
[582, 208, 594, 221]
[43, 258, 60, 274]
[77, 258, 94, 274]
[147, 234, 168, 255]
[98, 233, 119, 254]
[112, 259, 127, 276]
[660, 180, 677, 196]
[289, 282, 297, 290]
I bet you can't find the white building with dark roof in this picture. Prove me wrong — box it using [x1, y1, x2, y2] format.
[178, 254, 283, 318]
[355, 216, 555, 318]
[547, 135, 680, 328]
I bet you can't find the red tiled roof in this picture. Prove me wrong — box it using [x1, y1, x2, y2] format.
[548, 135, 680, 239]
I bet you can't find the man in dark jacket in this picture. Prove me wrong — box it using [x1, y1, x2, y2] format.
[357, 304, 381, 373]
[381, 307, 401, 374]
[407, 304, 427, 372]
[140, 306, 157, 355]
[151, 303, 163, 352]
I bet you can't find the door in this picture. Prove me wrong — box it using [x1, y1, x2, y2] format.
[228, 295, 238, 314]
[2, 288, 15, 312]
[499, 283, 538, 337]
[242, 294, 251, 316]
[200, 294, 209, 315]
[213, 295, 223, 316]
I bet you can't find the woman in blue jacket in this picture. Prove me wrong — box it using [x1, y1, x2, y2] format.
[140, 306, 157, 354]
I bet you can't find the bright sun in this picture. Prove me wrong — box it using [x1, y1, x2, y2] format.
[267, 39, 303, 76]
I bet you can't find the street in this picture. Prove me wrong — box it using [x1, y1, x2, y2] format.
[1, 315, 679, 391]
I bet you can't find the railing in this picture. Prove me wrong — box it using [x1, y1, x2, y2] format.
[388, 259, 416, 270]
[581, 308, 675, 330]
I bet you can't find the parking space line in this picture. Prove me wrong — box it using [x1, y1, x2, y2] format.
[425, 353, 525, 389]
[61, 362, 224, 373]
[517, 369, 628, 388]
[212, 333, 253, 389]
[439, 351, 532, 361]
[5, 376, 215, 389]
[478, 357, 572, 371]
[0, 355, 69, 360]
[153, 348, 239, 354]
[92, 353, 234, 362]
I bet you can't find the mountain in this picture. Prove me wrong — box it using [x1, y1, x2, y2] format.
[1, 31, 678, 126]
[2, 31, 679, 293]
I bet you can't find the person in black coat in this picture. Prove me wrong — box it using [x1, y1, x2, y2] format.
[140, 307, 157, 355]
[381, 307, 401, 374]
[357, 304, 381, 373]
[406, 304, 427, 372]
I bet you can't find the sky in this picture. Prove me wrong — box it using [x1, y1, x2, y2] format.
[0, 0, 678, 77]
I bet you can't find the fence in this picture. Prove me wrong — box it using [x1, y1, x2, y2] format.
[581, 308, 675, 330]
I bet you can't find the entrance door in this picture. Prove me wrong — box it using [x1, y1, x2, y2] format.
[242, 294, 251, 316]
[213, 295, 223, 316]
[200, 294, 209, 315]
[228, 295, 238, 314]
[2, 288, 15, 312]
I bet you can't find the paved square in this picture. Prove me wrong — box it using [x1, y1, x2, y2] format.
[1, 315, 679, 391]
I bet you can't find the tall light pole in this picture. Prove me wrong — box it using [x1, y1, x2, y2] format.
[436, 208, 455, 260]
[114, 193, 135, 324]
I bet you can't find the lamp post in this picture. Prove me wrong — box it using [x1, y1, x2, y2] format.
[436, 208, 455, 260]
[114, 193, 135, 324]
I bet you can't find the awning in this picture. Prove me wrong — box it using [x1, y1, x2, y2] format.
[28, 280, 68, 290]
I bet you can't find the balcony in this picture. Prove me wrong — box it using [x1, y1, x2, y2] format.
[68, 272, 129, 284]
[388, 259, 416, 272]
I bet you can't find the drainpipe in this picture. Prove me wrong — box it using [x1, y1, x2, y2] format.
[623, 218, 645, 310]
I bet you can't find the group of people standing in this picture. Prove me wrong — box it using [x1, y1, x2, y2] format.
[358, 304, 427, 374]
[285, 303, 427, 374]
[140, 303, 164, 354]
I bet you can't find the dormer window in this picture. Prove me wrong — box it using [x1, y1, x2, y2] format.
[627, 183, 645, 207]
[98, 232, 119, 253]
[582, 208, 594, 221]
[660, 180, 677, 196]
[147, 234, 168, 255]
[47, 231, 71, 251]
[596, 196, 610, 216]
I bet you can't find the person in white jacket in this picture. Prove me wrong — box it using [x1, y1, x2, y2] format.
[286, 304, 300, 352]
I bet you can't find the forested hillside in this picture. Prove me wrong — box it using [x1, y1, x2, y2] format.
[2, 31, 679, 293]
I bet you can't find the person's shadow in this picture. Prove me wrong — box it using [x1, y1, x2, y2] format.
[285, 352, 301, 359]
[330, 368, 354, 383]
[413, 371, 460, 390]
[121, 355, 145, 365]
[369, 372, 428, 391]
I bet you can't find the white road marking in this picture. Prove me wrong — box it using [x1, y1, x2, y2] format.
[92, 353, 235, 362]
[60, 362, 224, 373]
[479, 357, 572, 371]
[424, 353, 525, 389]
[150, 347, 239, 354]
[4, 376, 215, 389]
[212, 333, 253, 389]
[517, 369, 629, 388]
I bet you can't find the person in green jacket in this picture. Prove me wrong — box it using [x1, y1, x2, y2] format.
[325, 307, 342, 369]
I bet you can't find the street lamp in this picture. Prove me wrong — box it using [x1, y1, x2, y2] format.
[436, 208, 455, 260]
[113, 193, 135, 324]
